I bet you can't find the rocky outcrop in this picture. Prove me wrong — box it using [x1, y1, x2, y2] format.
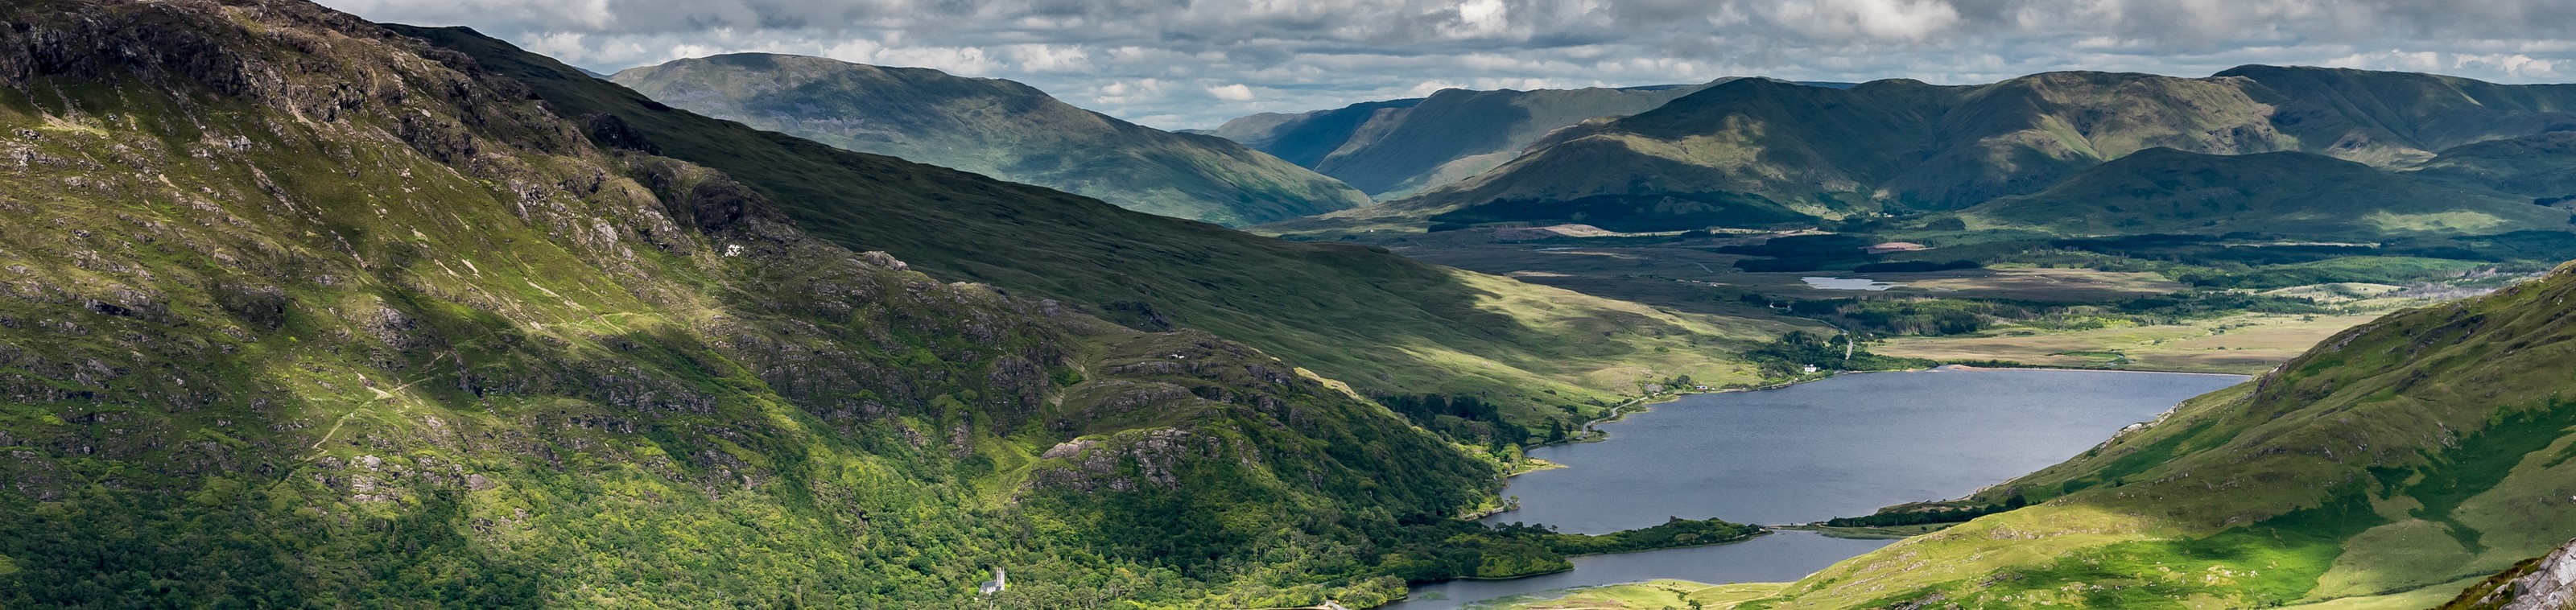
[2448, 538, 2576, 610]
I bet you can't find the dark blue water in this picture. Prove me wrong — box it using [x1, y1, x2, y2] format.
[1386, 367, 2245, 609]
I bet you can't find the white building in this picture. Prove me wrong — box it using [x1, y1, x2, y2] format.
[977, 567, 1006, 596]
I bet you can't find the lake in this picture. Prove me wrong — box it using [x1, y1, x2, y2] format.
[1385, 367, 2246, 609]
[1801, 276, 1902, 291]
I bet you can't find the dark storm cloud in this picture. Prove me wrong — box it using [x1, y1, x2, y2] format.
[320, 0, 2576, 128]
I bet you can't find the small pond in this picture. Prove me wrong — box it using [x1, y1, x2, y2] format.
[1801, 276, 1903, 291]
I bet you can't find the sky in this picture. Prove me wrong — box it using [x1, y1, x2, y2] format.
[320, 0, 2576, 130]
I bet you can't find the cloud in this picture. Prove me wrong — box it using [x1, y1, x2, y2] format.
[320, 0, 2576, 129]
[1207, 84, 1257, 101]
[1440, 0, 1515, 39]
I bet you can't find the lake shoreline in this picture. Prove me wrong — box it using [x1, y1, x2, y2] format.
[1392, 368, 2244, 610]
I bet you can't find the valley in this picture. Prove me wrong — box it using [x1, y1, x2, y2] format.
[10, 0, 2576, 608]
[1319, 223, 2550, 377]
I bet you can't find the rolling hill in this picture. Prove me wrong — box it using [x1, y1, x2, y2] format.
[1208, 83, 1715, 198]
[402, 28, 1795, 435]
[1315, 68, 2576, 236]
[0, 0, 1505, 606]
[1744, 261, 2576, 608]
[1963, 148, 2570, 238]
[609, 53, 1368, 226]
[2410, 130, 2576, 206]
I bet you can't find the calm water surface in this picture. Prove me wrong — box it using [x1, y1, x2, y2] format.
[1384, 368, 2244, 609]
[1800, 276, 1903, 291]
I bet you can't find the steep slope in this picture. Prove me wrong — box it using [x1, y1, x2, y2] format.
[608, 54, 1365, 226]
[1212, 84, 1711, 198]
[1749, 263, 2576, 608]
[1966, 148, 2568, 237]
[1209, 97, 1424, 167]
[409, 27, 1794, 428]
[0, 0, 1498, 606]
[1339, 67, 2576, 234]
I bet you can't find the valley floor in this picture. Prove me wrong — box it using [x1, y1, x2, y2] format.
[1872, 312, 2387, 374]
[1463, 576, 2487, 610]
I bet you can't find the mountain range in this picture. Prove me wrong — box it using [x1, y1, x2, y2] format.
[1962, 147, 2567, 237]
[1207, 83, 1717, 199]
[13, 0, 2576, 607]
[1282, 68, 2576, 238]
[609, 53, 1368, 226]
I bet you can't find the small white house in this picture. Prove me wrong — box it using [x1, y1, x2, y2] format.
[1802, 365, 1820, 373]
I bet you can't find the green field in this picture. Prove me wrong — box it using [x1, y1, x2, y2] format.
[1468, 580, 1791, 609]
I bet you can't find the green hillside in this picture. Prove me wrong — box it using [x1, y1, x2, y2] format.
[1208, 97, 1425, 168]
[1318, 68, 2576, 236]
[2219, 65, 2576, 167]
[1965, 148, 2569, 237]
[403, 29, 1796, 436]
[2410, 130, 2576, 204]
[1743, 262, 2576, 608]
[0, 0, 1539, 606]
[1211, 84, 1711, 198]
[609, 54, 1366, 226]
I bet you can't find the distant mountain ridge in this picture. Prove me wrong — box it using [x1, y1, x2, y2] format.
[1208, 83, 1719, 198]
[1334, 67, 2576, 236]
[1965, 147, 2567, 238]
[611, 53, 1368, 226]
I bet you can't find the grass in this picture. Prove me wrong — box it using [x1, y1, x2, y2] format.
[1873, 312, 2388, 373]
[1778, 523, 1959, 540]
[1467, 580, 1791, 609]
[2299, 577, 2484, 610]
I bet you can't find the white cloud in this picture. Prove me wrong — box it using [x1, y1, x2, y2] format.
[1761, 0, 1962, 42]
[319, 0, 2576, 129]
[1439, 0, 1513, 39]
[1208, 84, 1257, 101]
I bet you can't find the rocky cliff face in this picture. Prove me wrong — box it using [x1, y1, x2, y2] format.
[2447, 538, 2576, 610]
[2498, 544, 2576, 610]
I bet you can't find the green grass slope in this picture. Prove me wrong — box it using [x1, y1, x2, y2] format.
[0, 1, 1511, 606]
[2219, 65, 2576, 167]
[1964, 148, 2569, 238]
[1325, 67, 2576, 236]
[1208, 97, 1425, 168]
[1748, 262, 2576, 608]
[2410, 130, 2576, 204]
[609, 53, 1365, 226]
[1368, 72, 2292, 219]
[407, 26, 1796, 431]
[1211, 84, 1711, 198]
